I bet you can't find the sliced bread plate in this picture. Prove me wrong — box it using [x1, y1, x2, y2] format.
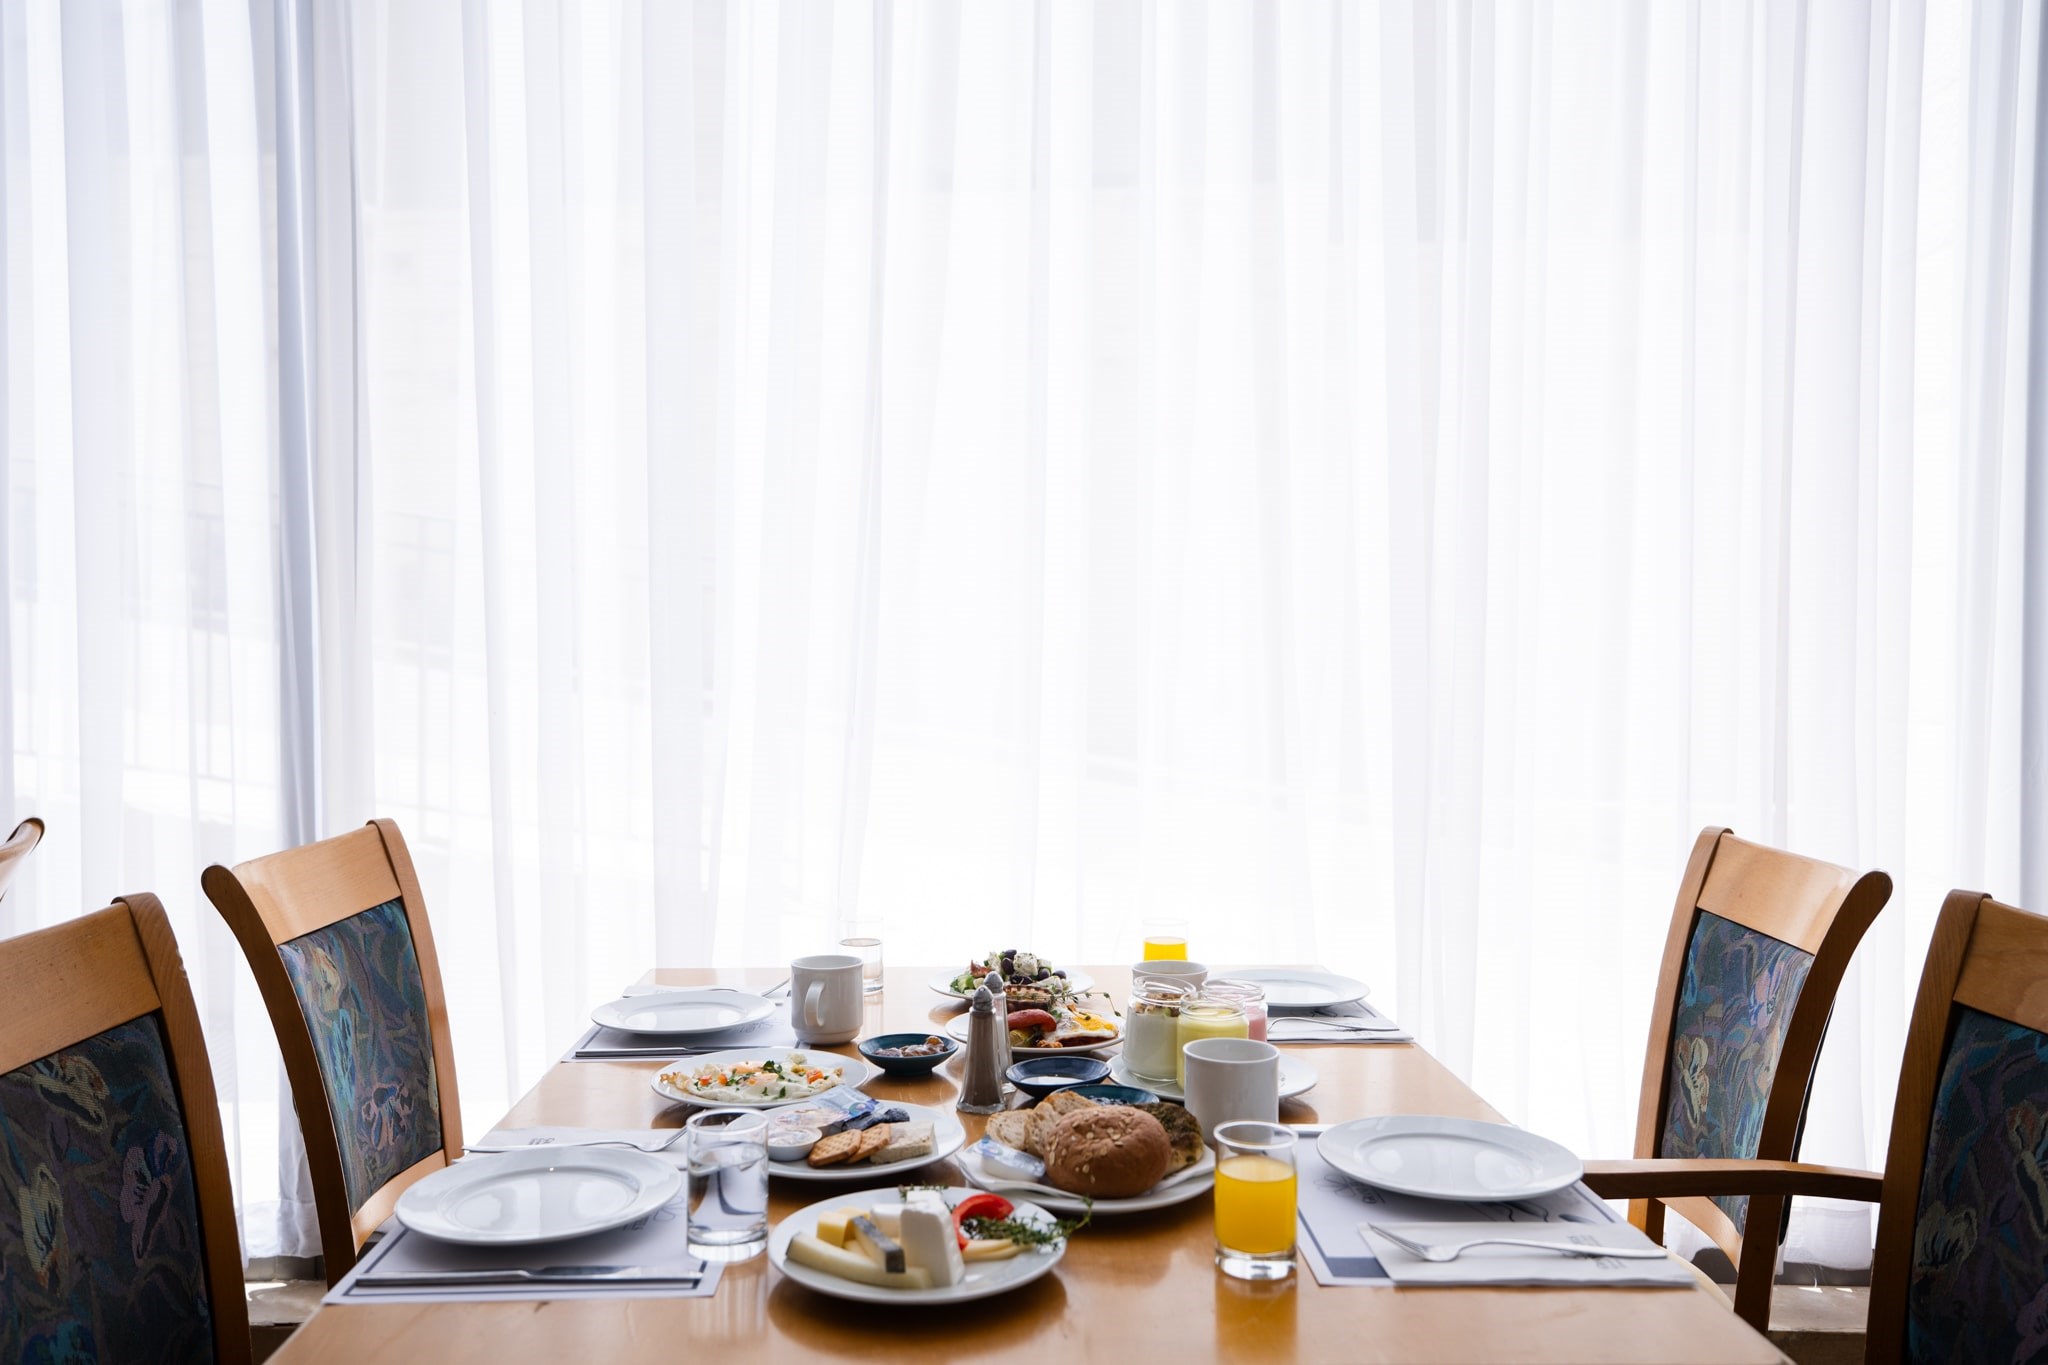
[1107, 1053, 1319, 1104]
[1317, 1115, 1583, 1202]
[770, 1187, 1067, 1305]
[591, 987, 777, 1037]
[927, 968, 1097, 1001]
[766, 1102, 967, 1183]
[958, 1141, 1215, 1216]
[650, 1047, 877, 1109]
[943, 1012, 1122, 1058]
[1216, 968, 1370, 1009]
[396, 1146, 682, 1247]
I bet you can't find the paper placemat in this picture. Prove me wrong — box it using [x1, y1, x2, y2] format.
[1294, 1139, 1668, 1288]
[564, 1005, 802, 1061]
[326, 1193, 725, 1304]
[1266, 997, 1413, 1044]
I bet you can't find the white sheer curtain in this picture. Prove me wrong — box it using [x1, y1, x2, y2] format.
[7, 0, 2046, 1275]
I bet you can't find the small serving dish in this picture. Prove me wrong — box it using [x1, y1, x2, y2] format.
[1058, 1083, 1157, 1107]
[857, 1032, 958, 1076]
[1005, 1055, 1111, 1099]
[766, 1127, 823, 1162]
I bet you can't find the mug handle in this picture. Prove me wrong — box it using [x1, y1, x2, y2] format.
[804, 980, 825, 1031]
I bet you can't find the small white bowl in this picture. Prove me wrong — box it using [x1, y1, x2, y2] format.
[766, 1127, 823, 1162]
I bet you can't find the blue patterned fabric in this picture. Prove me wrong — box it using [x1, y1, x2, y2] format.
[1659, 909, 1815, 1229]
[277, 899, 442, 1213]
[0, 1013, 215, 1363]
[1907, 1006, 2048, 1363]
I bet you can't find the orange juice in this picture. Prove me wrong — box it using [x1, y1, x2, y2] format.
[1143, 936, 1188, 961]
[1214, 1153, 1297, 1255]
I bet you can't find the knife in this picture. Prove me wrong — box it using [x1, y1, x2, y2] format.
[356, 1264, 704, 1288]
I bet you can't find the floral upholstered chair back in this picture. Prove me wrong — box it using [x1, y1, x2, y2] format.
[0, 1013, 218, 1361]
[1656, 909, 1816, 1229]
[275, 899, 443, 1214]
[1901, 1005, 2048, 1360]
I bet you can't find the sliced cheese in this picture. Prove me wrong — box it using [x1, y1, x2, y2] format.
[848, 1215, 906, 1273]
[866, 1121, 937, 1166]
[786, 1234, 934, 1290]
[812, 1207, 863, 1249]
[962, 1237, 1024, 1262]
[898, 1205, 968, 1287]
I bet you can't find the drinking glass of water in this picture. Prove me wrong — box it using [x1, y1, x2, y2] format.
[685, 1109, 769, 1260]
[839, 919, 884, 995]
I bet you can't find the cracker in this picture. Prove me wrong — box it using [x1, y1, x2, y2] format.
[852, 1122, 893, 1163]
[807, 1130, 863, 1167]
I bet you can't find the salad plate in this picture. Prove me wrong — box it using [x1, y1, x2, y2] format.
[395, 1146, 682, 1247]
[943, 1011, 1121, 1058]
[590, 988, 776, 1037]
[928, 951, 1096, 1002]
[650, 1048, 878, 1109]
[1107, 1053, 1319, 1103]
[770, 1187, 1068, 1305]
[958, 1140, 1215, 1216]
[1317, 1115, 1583, 1202]
[1216, 968, 1370, 1009]
[765, 1102, 968, 1183]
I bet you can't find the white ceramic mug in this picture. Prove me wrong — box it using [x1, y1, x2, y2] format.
[1183, 1036, 1281, 1141]
[1131, 959, 1209, 992]
[790, 953, 864, 1044]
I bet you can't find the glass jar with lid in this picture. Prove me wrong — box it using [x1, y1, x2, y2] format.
[1175, 998, 1249, 1086]
[1202, 978, 1268, 1042]
[1125, 977, 1195, 1084]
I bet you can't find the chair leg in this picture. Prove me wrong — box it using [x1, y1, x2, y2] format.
[1730, 1193, 1784, 1334]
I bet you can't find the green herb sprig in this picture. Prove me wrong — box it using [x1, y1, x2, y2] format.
[963, 1200, 1092, 1249]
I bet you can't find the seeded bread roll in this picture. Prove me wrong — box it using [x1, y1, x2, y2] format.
[1136, 1102, 1205, 1173]
[1043, 1107, 1171, 1199]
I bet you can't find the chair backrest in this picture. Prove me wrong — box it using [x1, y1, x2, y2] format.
[1633, 828, 1891, 1259]
[0, 817, 46, 903]
[203, 819, 462, 1281]
[1869, 891, 2048, 1363]
[0, 894, 249, 1364]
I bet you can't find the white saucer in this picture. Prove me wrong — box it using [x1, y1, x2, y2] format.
[768, 1103, 967, 1182]
[1106, 1053, 1318, 1103]
[1216, 968, 1370, 1009]
[650, 1048, 878, 1108]
[928, 968, 1097, 1001]
[958, 1142, 1216, 1216]
[395, 1146, 682, 1246]
[591, 988, 776, 1037]
[1317, 1116, 1583, 1202]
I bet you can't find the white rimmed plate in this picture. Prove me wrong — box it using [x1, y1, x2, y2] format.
[942, 1013, 1122, 1058]
[927, 968, 1097, 1002]
[1107, 1054, 1318, 1104]
[767, 1103, 968, 1183]
[591, 988, 777, 1037]
[650, 1048, 878, 1109]
[396, 1146, 682, 1247]
[1217, 968, 1370, 1009]
[770, 1187, 1067, 1304]
[1317, 1115, 1584, 1202]
[958, 1141, 1215, 1216]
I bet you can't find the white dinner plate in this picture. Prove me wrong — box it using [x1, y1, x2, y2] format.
[768, 1103, 968, 1183]
[591, 988, 777, 1037]
[958, 1141, 1215, 1216]
[942, 1013, 1122, 1058]
[1216, 968, 1370, 1009]
[649, 1048, 878, 1109]
[395, 1146, 682, 1247]
[928, 968, 1097, 1002]
[1317, 1115, 1584, 1202]
[770, 1187, 1067, 1305]
[1107, 1054, 1318, 1104]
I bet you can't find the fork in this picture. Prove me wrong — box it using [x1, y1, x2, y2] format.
[1365, 1222, 1668, 1263]
[464, 1129, 687, 1157]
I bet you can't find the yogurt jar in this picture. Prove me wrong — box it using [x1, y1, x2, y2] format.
[1125, 978, 1194, 1084]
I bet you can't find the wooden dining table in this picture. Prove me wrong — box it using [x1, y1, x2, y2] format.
[273, 965, 1784, 1364]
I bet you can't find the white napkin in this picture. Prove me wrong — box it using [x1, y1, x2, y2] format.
[1359, 1220, 1694, 1288]
[1265, 998, 1413, 1044]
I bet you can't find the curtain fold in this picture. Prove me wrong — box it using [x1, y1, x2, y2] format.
[5, 0, 2046, 1275]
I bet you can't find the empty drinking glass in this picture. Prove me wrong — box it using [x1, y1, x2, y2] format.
[838, 919, 884, 995]
[686, 1108, 769, 1260]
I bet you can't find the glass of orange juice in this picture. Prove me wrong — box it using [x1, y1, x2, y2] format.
[1213, 1121, 1297, 1280]
[1142, 917, 1189, 961]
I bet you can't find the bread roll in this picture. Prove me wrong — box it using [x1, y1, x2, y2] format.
[1043, 1107, 1171, 1199]
[1137, 1102, 1205, 1173]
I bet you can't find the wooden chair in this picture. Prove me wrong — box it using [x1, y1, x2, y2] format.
[0, 816, 46, 903]
[0, 894, 250, 1363]
[1593, 890, 2048, 1361]
[203, 819, 463, 1282]
[1581, 827, 1891, 1330]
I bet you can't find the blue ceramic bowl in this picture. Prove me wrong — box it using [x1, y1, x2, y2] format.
[1005, 1055, 1112, 1099]
[1062, 1083, 1158, 1107]
[856, 1032, 958, 1076]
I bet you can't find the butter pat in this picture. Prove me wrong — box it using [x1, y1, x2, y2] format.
[898, 1205, 968, 1287]
[971, 1135, 1045, 1182]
